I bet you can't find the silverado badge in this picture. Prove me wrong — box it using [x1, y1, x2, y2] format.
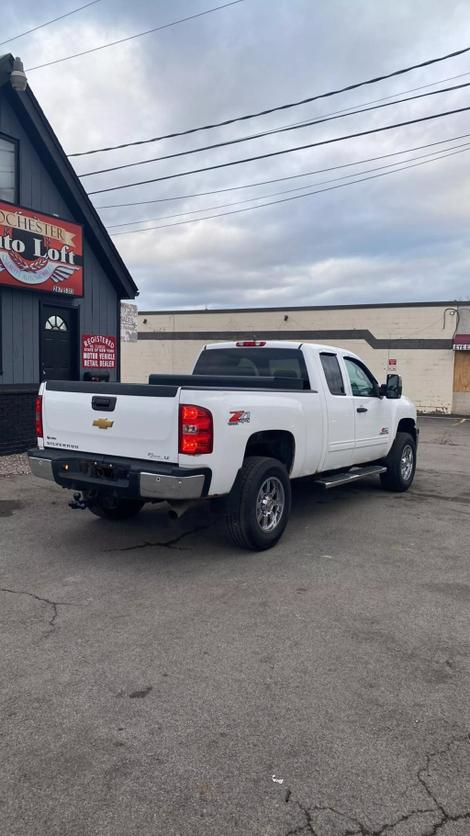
[93, 418, 114, 430]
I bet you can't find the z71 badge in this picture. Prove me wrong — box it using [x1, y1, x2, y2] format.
[228, 410, 251, 425]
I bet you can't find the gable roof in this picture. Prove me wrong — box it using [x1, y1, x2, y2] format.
[0, 54, 138, 299]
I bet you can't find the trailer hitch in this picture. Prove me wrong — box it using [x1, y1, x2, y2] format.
[69, 492, 87, 510]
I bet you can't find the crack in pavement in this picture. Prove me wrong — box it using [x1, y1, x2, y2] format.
[0, 586, 75, 630]
[299, 802, 319, 836]
[283, 732, 470, 836]
[288, 801, 438, 836]
[284, 794, 435, 836]
[417, 734, 470, 835]
[423, 812, 470, 836]
[105, 521, 217, 553]
[285, 800, 319, 836]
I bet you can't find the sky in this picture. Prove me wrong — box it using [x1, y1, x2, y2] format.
[3, 0, 470, 310]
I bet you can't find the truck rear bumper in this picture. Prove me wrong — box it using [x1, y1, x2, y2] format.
[28, 448, 211, 500]
[139, 471, 205, 500]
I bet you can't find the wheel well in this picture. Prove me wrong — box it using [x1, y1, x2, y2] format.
[397, 417, 417, 442]
[244, 430, 295, 473]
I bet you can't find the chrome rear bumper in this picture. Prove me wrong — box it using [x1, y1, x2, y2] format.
[28, 450, 209, 500]
[139, 471, 205, 500]
[29, 455, 54, 481]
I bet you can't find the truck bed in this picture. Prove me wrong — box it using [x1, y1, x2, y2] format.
[148, 373, 305, 390]
[45, 374, 305, 395]
[39, 374, 306, 464]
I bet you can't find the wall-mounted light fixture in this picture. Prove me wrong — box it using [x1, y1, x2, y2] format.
[10, 57, 28, 92]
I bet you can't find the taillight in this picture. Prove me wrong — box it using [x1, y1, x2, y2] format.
[35, 395, 43, 438]
[179, 404, 213, 455]
[235, 340, 266, 347]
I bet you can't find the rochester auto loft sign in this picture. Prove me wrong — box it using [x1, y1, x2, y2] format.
[0, 201, 83, 296]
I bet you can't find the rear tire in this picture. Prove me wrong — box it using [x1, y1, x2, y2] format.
[380, 432, 416, 492]
[87, 496, 145, 520]
[225, 456, 291, 551]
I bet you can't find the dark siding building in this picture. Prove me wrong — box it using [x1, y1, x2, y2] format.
[0, 54, 138, 454]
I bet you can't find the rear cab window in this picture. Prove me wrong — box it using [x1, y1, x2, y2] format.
[194, 347, 311, 389]
[320, 353, 346, 395]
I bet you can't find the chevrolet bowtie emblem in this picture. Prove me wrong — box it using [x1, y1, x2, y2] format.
[93, 417, 114, 430]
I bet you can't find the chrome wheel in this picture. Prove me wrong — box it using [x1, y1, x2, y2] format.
[400, 444, 414, 482]
[256, 476, 285, 532]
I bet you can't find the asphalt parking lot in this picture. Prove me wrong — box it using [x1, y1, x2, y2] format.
[1, 416, 470, 836]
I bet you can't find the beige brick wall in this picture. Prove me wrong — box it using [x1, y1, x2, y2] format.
[121, 303, 458, 414]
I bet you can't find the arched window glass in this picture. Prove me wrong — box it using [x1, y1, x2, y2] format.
[45, 315, 67, 332]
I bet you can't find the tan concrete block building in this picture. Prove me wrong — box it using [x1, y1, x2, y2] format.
[121, 301, 470, 415]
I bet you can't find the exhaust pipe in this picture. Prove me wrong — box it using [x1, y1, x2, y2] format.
[167, 500, 193, 519]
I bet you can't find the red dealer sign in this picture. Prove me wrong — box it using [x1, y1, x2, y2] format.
[0, 200, 83, 296]
[82, 335, 116, 369]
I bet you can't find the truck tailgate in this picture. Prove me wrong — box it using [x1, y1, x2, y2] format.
[41, 381, 180, 463]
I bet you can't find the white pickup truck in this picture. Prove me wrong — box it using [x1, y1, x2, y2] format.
[28, 341, 418, 550]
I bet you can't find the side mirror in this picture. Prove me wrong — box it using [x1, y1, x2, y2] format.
[382, 373, 402, 399]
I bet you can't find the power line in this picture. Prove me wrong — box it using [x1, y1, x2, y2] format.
[88, 104, 470, 195]
[77, 67, 470, 158]
[259, 71, 470, 136]
[0, 0, 104, 48]
[69, 43, 470, 157]
[110, 145, 470, 236]
[86, 72, 470, 165]
[106, 141, 470, 229]
[26, 0, 245, 72]
[94, 130, 470, 209]
[78, 80, 470, 178]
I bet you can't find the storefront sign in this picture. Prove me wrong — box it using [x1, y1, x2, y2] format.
[82, 335, 116, 369]
[453, 334, 470, 351]
[0, 200, 83, 296]
[121, 301, 138, 342]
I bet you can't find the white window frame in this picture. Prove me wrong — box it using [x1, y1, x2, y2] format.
[0, 134, 18, 204]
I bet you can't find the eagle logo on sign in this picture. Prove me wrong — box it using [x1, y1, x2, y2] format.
[0, 251, 77, 286]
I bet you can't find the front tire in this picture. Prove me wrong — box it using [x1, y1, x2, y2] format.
[380, 431, 416, 492]
[87, 496, 145, 520]
[225, 456, 291, 551]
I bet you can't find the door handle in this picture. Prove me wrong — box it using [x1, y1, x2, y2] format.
[357, 406, 368, 413]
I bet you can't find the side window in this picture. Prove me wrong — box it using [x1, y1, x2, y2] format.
[344, 357, 377, 397]
[320, 353, 345, 395]
[0, 136, 17, 203]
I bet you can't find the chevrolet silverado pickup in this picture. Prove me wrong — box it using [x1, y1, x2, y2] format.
[28, 341, 418, 550]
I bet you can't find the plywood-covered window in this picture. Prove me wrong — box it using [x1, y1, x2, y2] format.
[0, 135, 17, 203]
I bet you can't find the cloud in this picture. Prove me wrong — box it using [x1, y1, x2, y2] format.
[6, 0, 470, 308]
